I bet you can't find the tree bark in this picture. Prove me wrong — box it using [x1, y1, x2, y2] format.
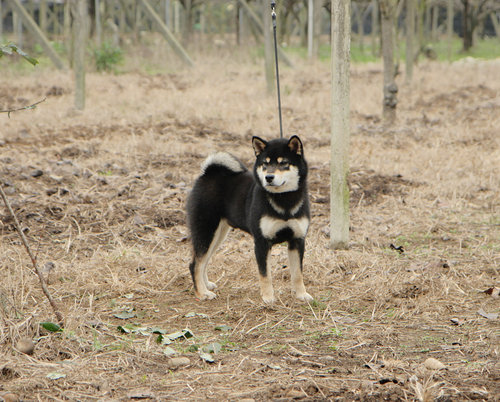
[463, 0, 473, 51]
[330, 0, 351, 249]
[405, 0, 415, 84]
[380, 0, 398, 124]
[72, 0, 87, 110]
[263, 0, 274, 94]
[371, 0, 379, 56]
[447, 0, 454, 60]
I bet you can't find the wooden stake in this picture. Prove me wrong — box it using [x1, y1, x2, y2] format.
[330, 0, 351, 249]
[139, 0, 194, 67]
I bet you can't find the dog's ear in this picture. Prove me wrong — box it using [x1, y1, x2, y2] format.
[252, 136, 267, 156]
[288, 135, 303, 155]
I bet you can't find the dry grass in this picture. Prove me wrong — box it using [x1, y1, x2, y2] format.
[0, 50, 499, 400]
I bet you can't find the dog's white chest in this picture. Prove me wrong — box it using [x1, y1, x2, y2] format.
[259, 216, 309, 240]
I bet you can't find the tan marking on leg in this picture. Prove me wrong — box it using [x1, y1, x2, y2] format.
[203, 219, 230, 290]
[288, 248, 313, 302]
[259, 253, 275, 304]
[194, 254, 216, 300]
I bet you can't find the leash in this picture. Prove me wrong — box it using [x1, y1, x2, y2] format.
[270, 1, 283, 138]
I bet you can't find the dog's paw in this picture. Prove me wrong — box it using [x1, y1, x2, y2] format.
[206, 281, 217, 291]
[196, 290, 217, 300]
[261, 292, 276, 305]
[296, 291, 314, 303]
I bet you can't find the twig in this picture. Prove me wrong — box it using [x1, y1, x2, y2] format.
[0, 184, 64, 324]
[0, 97, 46, 118]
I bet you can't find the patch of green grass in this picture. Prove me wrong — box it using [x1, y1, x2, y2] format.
[286, 36, 499, 64]
[94, 42, 124, 72]
[433, 37, 500, 61]
[330, 327, 344, 337]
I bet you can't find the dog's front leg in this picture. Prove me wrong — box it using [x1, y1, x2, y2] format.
[254, 239, 275, 304]
[288, 239, 313, 302]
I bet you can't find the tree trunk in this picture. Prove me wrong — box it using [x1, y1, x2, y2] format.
[313, 0, 322, 57]
[405, 0, 415, 84]
[380, 0, 398, 124]
[447, 0, 454, 59]
[263, 0, 274, 95]
[463, 0, 473, 51]
[72, 0, 87, 110]
[431, 4, 439, 41]
[182, 0, 192, 45]
[308, 0, 314, 58]
[371, 0, 379, 56]
[490, 12, 500, 40]
[330, 0, 351, 249]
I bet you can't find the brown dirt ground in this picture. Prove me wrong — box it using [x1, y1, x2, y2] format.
[0, 51, 499, 401]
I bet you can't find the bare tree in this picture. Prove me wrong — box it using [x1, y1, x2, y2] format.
[447, 0, 454, 60]
[460, 0, 500, 51]
[405, 0, 415, 84]
[380, 0, 398, 124]
[71, 0, 88, 110]
[263, 0, 274, 94]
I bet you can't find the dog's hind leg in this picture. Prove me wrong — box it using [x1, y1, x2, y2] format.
[203, 219, 230, 291]
[189, 219, 230, 300]
[288, 239, 313, 302]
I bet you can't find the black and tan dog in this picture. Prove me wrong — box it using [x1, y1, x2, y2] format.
[186, 136, 312, 304]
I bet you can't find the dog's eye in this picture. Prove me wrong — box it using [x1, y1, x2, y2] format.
[279, 161, 289, 168]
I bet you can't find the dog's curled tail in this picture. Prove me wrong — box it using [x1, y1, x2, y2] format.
[200, 152, 247, 176]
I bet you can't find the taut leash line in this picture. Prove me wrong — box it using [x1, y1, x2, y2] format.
[271, 1, 283, 139]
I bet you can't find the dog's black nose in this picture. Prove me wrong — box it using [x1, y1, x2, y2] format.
[265, 175, 274, 183]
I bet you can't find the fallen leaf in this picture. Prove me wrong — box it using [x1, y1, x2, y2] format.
[151, 327, 167, 334]
[202, 342, 222, 354]
[185, 312, 209, 318]
[166, 329, 193, 340]
[46, 372, 66, 380]
[450, 318, 464, 326]
[484, 287, 500, 298]
[117, 324, 136, 333]
[214, 325, 232, 332]
[199, 351, 215, 363]
[163, 346, 177, 356]
[127, 389, 155, 399]
[156, 334, 172, 345]
[477, 308, 498, 320]
[113, 311, 136, 320]
[267, 363, 282, 370]
[40, 322, 63, 333]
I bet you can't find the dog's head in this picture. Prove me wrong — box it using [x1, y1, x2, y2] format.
[252, 135, 307, 193]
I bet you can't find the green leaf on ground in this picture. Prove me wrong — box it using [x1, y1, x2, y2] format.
[214, 325, 232, 332]
[40, 322, 63, 332]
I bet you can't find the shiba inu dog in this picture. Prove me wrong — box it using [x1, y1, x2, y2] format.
[186, 136, 312, 304]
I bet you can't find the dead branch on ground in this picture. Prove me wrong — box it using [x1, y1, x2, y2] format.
[0, 184, 64, 324]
